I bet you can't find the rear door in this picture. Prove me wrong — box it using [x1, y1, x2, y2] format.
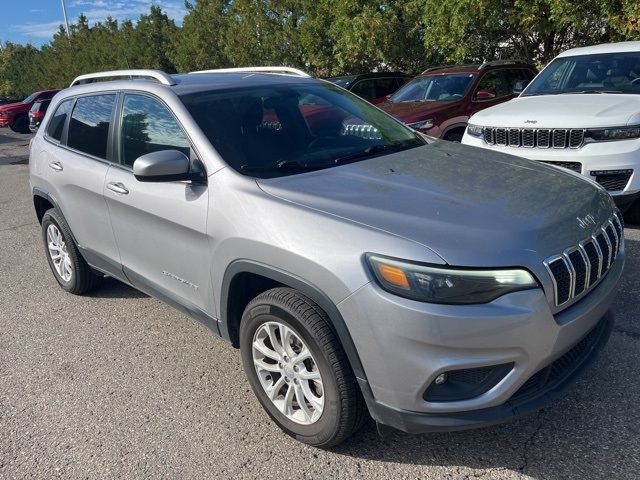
[43, 94, 122, 276]
[104, 92, 212, 314]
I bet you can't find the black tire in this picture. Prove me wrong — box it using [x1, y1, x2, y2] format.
[41, 209, 101, 294]
[240, 288, 367, 447]
[11, 115, 29, 134]
[624, 199, 640, 225]
[444, 130, 464, 142]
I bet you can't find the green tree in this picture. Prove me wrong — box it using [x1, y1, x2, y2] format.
[171, 0, 231, 71]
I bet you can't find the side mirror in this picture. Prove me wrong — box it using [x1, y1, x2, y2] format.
[513, 79, 529, 95]
[475, 90, 496, 101]
[133, 150, 192, 182]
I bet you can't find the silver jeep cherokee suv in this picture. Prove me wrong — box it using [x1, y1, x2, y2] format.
[30, 67, 624, 447]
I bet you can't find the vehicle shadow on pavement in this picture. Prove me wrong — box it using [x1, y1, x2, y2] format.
[86, 276, 149, 299]
[332, 232, 640, 480]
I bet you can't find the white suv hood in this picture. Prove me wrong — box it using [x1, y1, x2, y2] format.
[470, 94, 640, 128]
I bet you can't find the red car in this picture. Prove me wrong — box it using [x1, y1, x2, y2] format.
[0, 89, 59, 133]
[326, 72, 411, 105]
[379, 62, 536, 141]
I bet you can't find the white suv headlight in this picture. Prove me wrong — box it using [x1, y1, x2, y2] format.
[466, 124, 484, 137]
[366, 254, 539, 304]
[586, 125, 640, 141]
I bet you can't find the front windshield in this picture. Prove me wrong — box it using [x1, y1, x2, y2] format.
[180, 82, 424, 178]
[523, 51, 640, 96]
[22, 92, 39, 103]
[388, 73, 475, 103]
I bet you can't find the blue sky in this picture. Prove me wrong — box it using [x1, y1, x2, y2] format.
[1, 0, 187, 46]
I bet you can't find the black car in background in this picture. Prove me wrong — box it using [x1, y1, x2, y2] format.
[28, 99, 51, 133]
[326, 72, 410, 104]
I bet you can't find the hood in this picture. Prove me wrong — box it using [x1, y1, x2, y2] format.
[379, 100, 457, 123]
[257, 141, 615, 268]
[0, 102, 23, 113]
[470, 94, 640, 128]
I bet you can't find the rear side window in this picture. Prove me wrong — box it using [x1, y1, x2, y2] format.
[373, 78, 401, 98]
[67, 94, 116, 159]
[46, 99, 73, 142]
[120, 94, 190, 168]
[350, 79, 376, 100]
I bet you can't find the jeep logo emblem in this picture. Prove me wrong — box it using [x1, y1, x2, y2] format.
[524, 119, 537, 124]
[577, 214, 597, 229]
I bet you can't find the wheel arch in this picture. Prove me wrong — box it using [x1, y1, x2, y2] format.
[442, 122, 468, 139]
[220, 260, 370, 386]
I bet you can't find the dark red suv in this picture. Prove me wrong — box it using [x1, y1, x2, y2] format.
[0, 89, 59, 133]
[379, 62, 536, 141]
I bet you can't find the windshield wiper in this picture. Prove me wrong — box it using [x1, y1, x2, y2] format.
[331, 144, 404, 165]
[240, 160, 325, 173]
[563, 90, 623, 94]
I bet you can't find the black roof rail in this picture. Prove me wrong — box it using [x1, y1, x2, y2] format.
[421, 64, 479, 74]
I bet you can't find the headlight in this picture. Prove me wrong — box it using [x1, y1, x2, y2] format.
[586, 125, 640, 141]
[407, 119, 434, 131]
[466, 124, 484, 137]
[366, 254, 539, 304]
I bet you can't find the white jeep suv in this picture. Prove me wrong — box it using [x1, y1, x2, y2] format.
[462, 41, 640, 222]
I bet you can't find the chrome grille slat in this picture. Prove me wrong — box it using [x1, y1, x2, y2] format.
[545, 213, 622, 307]
[481, 127, 585, 149]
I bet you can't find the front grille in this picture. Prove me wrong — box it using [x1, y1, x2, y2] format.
[511, 317, 608, 403]
[591, 171, 633, 192]
[482, 127, 585, 149]
[544, 212, 623, 307]
[540, 161, 582, 173]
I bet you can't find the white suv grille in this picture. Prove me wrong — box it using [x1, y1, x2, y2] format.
[482, 127, 585, 149]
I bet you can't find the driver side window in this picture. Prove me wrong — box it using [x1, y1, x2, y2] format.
[475, 70, 510, 99]
[120, 94, 191, 168]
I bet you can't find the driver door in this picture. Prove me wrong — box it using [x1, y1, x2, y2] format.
[104, 93, 212, 314]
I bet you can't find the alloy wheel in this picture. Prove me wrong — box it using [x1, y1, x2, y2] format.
[252, 321, 324, 425]
[46, 224, 72, 282]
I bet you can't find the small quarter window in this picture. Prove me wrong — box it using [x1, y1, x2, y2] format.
[67, 94, 116, 159]
[120, 94, 191, 168]
[46, 99, 73, 142]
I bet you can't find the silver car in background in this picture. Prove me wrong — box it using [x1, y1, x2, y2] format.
[29, 67, 623, 447]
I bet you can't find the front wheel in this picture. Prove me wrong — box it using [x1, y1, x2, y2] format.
[11, 115, 29, 134]
[240, 288, 367, 447]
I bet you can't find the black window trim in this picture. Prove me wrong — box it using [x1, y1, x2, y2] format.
[112, 90, 205, 176]
[43, 90, 119, 166]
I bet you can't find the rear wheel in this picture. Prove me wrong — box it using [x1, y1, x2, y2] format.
[41, 209, 101, 294]
[624, 199, 640, 225]
[239, 288, 367, 447]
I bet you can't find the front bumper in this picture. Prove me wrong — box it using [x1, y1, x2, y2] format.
[461, 134, 640, 201]
[338, 251, 623, 433]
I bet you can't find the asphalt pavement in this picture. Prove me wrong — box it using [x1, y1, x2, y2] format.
[1, 129, 639, 479]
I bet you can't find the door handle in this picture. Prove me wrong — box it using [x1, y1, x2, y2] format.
[48, 161, 63, 171]
[106, 182, 129, 195]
